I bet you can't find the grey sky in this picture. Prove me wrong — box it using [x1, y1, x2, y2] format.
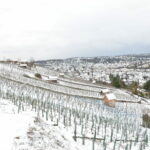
[0, 0, 150, 60]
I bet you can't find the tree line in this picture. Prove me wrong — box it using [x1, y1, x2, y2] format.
[109, 74, 150, 97]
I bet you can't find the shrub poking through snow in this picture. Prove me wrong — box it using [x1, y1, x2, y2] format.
[35, 73, 42, 79]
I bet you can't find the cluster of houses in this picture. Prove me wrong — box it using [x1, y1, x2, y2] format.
[0, 59, 35, 70]
[44, 56, 150, 88]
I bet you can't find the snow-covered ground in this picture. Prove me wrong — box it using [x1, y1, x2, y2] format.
[1, 99, 107, 150]
[0, 99, 84, 150]
[0, 99, 34, 150]
[1, 98, 150, 150]
[0, 63, 150, 150]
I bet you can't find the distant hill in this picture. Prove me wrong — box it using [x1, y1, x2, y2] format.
[36, 53, 150, 65]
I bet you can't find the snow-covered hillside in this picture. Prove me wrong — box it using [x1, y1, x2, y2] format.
[0, 63, 150, 150]
[0, 99, 85, 150]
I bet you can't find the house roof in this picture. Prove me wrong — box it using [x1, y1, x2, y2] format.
[106, 93, 116, 100]
[19, 64, 28, 67]
[43, 76, 58, 81]
[101, 89, 110, 93]
[49, 76, 58, 80]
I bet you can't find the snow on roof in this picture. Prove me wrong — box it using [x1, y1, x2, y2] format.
[101, 89, 110, 93]
[49, 75, 57, 79]
[106, 93, 116, 100]
[43, 75, 58, 81]
[19, 64, 28, 67]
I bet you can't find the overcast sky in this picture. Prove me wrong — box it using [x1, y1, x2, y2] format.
[0, 0, 150, 60]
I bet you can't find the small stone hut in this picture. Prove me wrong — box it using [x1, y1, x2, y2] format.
[104, 93, 116, 107]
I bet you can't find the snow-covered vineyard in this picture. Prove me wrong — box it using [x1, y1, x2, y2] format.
[0, 63, 150, 150]
[0, 63, 141, 102]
